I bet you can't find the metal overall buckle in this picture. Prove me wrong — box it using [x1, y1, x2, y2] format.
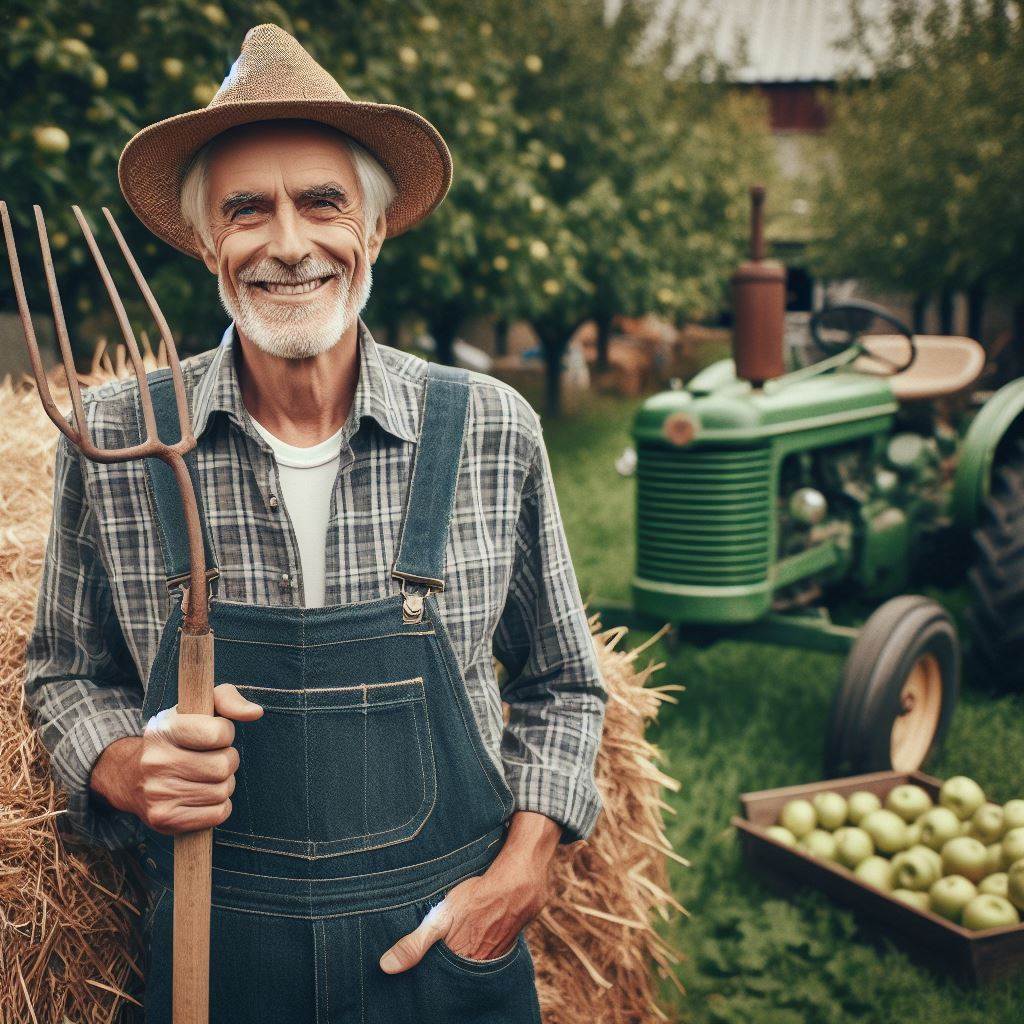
[401, 578, 431, 624]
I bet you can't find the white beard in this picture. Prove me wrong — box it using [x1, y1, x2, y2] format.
[218, 257, 373, 360]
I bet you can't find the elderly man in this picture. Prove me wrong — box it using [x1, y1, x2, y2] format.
[24, 23, 605, 1024]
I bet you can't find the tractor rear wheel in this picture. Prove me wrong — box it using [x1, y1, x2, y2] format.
[966, 437, 1024, 690]
[824, 595, 959, 776]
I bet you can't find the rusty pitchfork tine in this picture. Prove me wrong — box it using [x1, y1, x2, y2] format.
[0, 200, 81, 445]
[1, 198, 217, 1024]
[1, 200, 212, 630]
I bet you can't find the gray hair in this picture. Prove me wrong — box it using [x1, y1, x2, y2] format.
[180, 124, 397, 253]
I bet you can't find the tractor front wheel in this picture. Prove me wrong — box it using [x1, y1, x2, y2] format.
[824, 596, 959, 776]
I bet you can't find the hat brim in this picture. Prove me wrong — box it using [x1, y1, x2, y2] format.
[118, 98, 452, 259]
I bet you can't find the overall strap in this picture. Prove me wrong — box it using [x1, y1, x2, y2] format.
[391, 361, 472, 592]
[132, 368, 220, 592]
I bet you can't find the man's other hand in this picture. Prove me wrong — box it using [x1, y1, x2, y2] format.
[378, 811, 559, 972]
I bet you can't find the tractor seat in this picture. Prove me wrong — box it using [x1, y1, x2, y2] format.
[852, 334, 986, 401]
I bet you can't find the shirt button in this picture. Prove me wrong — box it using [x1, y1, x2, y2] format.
[280, 573, 291, 587]
[268, 494, 279, 509]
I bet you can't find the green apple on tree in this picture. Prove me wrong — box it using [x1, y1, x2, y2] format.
[1007, 859, 1024, 911]
[970, 803, 1006, 844]
[940, 776, 987, 821]
[855, 855, 894, 891]
[861, 808, 910, 855]
[801, 829, 838, 861]
[892, 889, 931, 911]
[1001, 827, 1024, 869]
[847, 791, 882, 825]
[962, 893, 1021, 930]
[779, 799, 817, 839]
[979, 873, 1009, 898]
[766, 825, 797, 847]
[813, 791, 848, 831]
[918, 806, 962, 851]
[1004, 800, 1024, 832]
[942, 836, 990, 883]
[929, 875, 977, 922]
[892, 847, 941, 891]
[835, 827, 874, 869]
[885, 784, 932, 823]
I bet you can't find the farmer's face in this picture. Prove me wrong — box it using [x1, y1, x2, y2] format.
[195, 120, 386, 360]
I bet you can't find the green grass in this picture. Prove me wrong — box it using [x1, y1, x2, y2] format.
[537, 387, 1024, 1024]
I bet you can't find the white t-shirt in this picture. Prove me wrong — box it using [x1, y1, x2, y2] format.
[249, 416, 346, 608]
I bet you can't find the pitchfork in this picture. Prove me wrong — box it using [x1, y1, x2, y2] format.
[1, 200, 215, 1024]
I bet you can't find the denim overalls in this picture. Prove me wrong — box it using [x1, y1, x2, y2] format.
[133, 361, 544, 1023]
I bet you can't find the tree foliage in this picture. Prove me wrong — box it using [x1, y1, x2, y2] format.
[2, 0, 771, 412]
[808, 0, 1024, 315]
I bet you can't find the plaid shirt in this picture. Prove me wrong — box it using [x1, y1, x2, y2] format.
[23, 318, 606, 851]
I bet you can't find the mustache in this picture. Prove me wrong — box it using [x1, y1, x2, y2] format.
[237, 259, 348, 286]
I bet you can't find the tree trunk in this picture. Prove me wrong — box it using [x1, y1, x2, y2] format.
[428, 302, 462, 366]
[939, 287, 955, 335]
[535, 323, 566, 418]
[594, 313, 612, 374]
[966, 281, 987, 343]
[494, 316, 509, 358]
[912, 293, 929, 334]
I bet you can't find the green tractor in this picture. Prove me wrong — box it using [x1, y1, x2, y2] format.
[599, 188, 1024, 776]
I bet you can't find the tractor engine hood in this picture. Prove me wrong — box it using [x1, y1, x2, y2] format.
[634, 358, 899, 445]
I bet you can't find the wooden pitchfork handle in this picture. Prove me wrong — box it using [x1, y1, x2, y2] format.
[1, 199, 215, 1024]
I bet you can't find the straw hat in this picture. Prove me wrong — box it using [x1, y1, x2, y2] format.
[118, 23, 453, 259]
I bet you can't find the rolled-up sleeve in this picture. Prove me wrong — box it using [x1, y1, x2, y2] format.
[23, 434, 145, 851]
[493, 416, 607, 844]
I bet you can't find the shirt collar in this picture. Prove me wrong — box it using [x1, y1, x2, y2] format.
[190, 316, 418, 445]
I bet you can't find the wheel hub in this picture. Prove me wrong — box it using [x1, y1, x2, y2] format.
[890, 653, 943, 771]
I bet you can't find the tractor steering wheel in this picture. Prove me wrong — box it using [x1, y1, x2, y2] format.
[809, 299, 918, 376]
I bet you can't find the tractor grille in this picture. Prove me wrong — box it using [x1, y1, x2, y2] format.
[636, 443, 773, 587]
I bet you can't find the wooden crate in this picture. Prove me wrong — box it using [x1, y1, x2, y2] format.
[733, 770, 1024, 985]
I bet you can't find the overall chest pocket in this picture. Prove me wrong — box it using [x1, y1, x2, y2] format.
[221, 676, 438, 857]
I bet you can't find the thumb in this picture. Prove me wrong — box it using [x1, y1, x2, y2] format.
[379, 899, 453, 974]
[213, 682, 264, 721]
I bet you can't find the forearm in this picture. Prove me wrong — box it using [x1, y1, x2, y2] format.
[491, 810, 562, 877]
[89, 734, 143, 816]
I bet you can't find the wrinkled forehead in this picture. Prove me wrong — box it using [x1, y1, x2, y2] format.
[206, 120, 360, 204]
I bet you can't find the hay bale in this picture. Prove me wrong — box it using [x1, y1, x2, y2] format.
[0, 344, 686, 1022]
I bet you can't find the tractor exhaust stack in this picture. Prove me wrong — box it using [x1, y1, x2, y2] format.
[731, 185, 787, 386]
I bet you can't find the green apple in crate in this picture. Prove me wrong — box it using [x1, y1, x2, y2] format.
[885, 784, 932, 823]
[892, 847, 942, 891]
[855, 855, 894, 891]
[929, 875, 977, 922]
[985, 843, 1002, 876]
[942, 836, 990, 883]
[970, 803, 1006, 844]
[1007, 859, 1024, 911]
[860, 809, 910, 855]
[918, 806, 962, 851]
[779, 799, 817, 839]
[962, 893, 1021, 930]
[1004, 800, 1024, 832]
[979, 873, 1009, 898]
[892, 889, 931, 911]
[1001, 827, 1024, 869]
[835, 827, 874, 869]
[940, 776, 987, 821]
[766, 825, 798, 847]
[848, 791, 881, 825]
[801, 829, 838, 861]
[813, 791, 848, 830]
